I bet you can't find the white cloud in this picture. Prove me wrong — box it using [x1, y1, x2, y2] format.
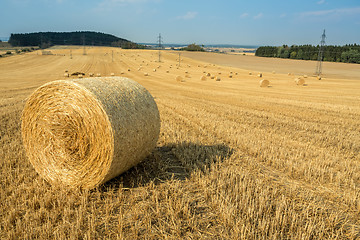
[317, 0, 325, 4]
[300, 7, 360, 17]
[177, 11, 198, 20]
[253, 13, 263, 20]
[240, 13, 249, 19]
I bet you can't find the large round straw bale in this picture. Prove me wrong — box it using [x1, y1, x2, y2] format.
[200, 75, 207, 81]
[295, 77, 305, 85]
[258, 73, 262, 78]
[260, 79, 270, 87]
[21, 77, 160, 189]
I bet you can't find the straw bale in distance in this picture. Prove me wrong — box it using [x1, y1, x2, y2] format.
[64, 73, 69, 77]
[144, 72, 149, 76]
[295, 78, 305, 85]
[317, 76, 321, 80]
[249, 72, 252, 75]
[111, 73, 115, 76]
[21, 77, 160, 189]
[260, 79, 270, 87]
[78, 74, 83, 78]
[176, 75, 184, 82]
[97, 73, 101, 77]
[206, 73, 211, 77]
[215, 76, 221, 81]
[303, 75, 308, 78]
[89, 73, 94, 77]
[258, 73, 262, 77]
[200, 76, 207, 81]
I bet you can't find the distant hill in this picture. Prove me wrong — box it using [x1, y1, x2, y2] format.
[8, 31, 144, 49]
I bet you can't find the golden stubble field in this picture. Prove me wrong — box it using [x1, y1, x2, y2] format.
[1, 46, 360, 239]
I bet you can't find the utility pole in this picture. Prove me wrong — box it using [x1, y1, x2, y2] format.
[315, 29, 326, 76]
[157, 33, 162, 62]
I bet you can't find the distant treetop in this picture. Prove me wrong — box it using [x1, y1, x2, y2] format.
[8, 31, 144, 49]
[181, 43, 205, 52]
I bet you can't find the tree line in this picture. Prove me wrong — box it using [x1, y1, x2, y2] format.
[8, 31, 144, 49]
[255, 44, 360, 64]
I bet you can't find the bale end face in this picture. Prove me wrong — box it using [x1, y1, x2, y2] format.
[21, 77, 160, 189]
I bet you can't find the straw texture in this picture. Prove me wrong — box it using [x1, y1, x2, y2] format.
[22, 77, 160, 189]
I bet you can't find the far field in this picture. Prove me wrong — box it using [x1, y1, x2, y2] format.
[1, 46, 360, 239]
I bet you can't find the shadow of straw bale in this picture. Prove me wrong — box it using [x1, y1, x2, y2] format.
[102, 142, 234, 190]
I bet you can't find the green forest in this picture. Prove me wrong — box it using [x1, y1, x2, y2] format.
[255, 44, 360, 64]
[8, 31, 144, 49]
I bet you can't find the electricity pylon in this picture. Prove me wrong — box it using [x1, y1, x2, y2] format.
[315, 29, 326, 76]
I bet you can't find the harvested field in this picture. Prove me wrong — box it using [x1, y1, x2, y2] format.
[1, 46, 360, 239]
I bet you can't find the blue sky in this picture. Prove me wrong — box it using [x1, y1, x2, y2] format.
[1, 0, 360, 46]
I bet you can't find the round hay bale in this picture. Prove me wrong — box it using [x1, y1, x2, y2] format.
[21, 77, 160, 189]
[210, 75, 215, 79]
[176, 75, 183, 82]
[89, 73, 94, 77]
[153, 69, 156, 72]
[317, 76, 321, 80]
[120, 71, 125, 75]
[258, 73, 262, 78]
[185, 74, 190, 78]
[229, 75, 233, 78]
[110, 73, 115, 76]
[64, 73, 69, 77]
[65, 70, 68, 73]
[78, 74, 83, 78]
[97, 73, 101, 77]
[260, 79, 270, 87]
[295, 78, 305, 85]
[215, 76, 221, 81]
[127, 68, 131, 72]
[206, 73, 211, 77]
[166, 70, 169, 73]
[249, 72, 252, 75]
[144, 72, 149, 76]
[200, 76, 207, 81]
[303, 75, 308, 78]
[185, 71, 188, 74]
